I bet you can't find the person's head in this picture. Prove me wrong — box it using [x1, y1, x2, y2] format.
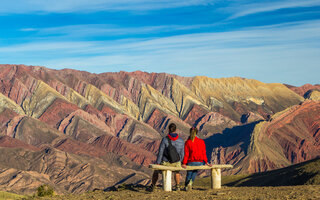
[190, 127, 198, 142]
[168, 123, 176, 133]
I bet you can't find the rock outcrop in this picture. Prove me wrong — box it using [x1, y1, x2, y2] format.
[305, 90, 320, 101]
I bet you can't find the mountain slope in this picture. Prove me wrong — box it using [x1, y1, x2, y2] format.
[225, 157, 320, 186]
[0, 64, 318, 194]
[0, 147, 150, 194]
[286, 83, 320, 97]
[210, 100, 320, 174]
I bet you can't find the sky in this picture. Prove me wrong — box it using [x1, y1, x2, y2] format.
[0, 0, 320, 86]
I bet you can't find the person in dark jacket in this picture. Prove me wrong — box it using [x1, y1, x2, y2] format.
[182, 127, 211, 191]
[150, 123, 184, 191]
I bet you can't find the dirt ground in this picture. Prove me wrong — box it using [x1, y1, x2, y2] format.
[31, 185, 320, 200]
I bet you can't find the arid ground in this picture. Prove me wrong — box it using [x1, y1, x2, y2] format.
[27, 185, 320, 200]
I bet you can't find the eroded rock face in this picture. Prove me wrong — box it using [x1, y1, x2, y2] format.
[0, 168, 54, 194]
[195, 112, 239, 138]
[0, 64, 318, 194]
[191, 76, 303, 121]
[240, 112, 264, 124]
[183, 104, 209, 125]
[91, 135, 157, 166]
[286, 83, 320, 97]
[0, 65, 303, 128]
[54, 138, 108, 158]
[0, 148, 150, 194]
[0, 108, 20, 135]
[260, 100, 320, 163]
[38, 98, 79, 129]
[13, 117, 62, 147]
[210, 100, 320, 174]
[146, 108, 190, 139]
[0, 136, 40, 151]
[305, 90, 320, 100]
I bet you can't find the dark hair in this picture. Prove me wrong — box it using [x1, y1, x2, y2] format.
[168, 123, 176, 133]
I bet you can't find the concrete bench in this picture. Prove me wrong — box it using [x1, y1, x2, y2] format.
[149, 164, 233, 191]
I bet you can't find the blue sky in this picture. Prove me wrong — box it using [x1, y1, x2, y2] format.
[0, 0, 320, 86]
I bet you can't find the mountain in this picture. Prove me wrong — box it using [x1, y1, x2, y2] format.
[209, 100, 320, 174]
[0, 145, 150, 194]
[0, 64, 319, 194]
[285, 83, 320, 98]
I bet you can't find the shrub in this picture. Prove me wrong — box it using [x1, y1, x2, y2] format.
[36, 184, 54, 197]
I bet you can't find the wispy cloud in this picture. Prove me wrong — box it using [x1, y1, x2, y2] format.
[226, 0, 320, 19]
[2, 20, 319, 85]
[0, 0, 214, 14]
[0, 41, 96, 53]
[2, 0, 319, 23]
[19, 24, 213, 39]
[1, 1, 319, 86]
[20, 28, 37, 32]
[5, 20, 320, 53]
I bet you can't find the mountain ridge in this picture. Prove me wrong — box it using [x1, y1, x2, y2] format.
[0, 64, 319, 194]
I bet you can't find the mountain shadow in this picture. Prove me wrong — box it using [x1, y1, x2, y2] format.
[225, 157, 320, 186]
[204, 120, 263, 161]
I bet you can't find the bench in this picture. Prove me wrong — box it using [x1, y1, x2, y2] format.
[149, 164, 233, 191]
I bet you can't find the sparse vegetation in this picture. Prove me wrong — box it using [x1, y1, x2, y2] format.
[0, 191, 25, 200]
[36, 185, 54, 197]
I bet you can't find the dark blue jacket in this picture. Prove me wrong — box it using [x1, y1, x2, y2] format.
[156, 133, 184, 164]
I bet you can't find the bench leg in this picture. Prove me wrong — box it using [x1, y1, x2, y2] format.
[211, 168, 221, 189]
[162, 170, 172, 191]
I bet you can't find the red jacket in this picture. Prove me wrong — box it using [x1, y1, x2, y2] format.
[182, 136, 208, 165]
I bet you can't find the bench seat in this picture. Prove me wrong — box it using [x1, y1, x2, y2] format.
[149, 164, 233, 191]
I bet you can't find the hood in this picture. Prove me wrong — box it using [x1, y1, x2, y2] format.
[168, 133, 178, 141]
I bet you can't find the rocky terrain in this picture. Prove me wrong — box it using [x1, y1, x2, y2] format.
[0, 64, 319, 194]
[25, 185, 319, 200]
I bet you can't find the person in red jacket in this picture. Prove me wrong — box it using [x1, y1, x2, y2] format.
[182, 127, 211, 191]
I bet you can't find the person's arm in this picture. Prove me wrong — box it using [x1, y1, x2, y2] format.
[182, 141, 190, 165]
[156, 138, 165, 164]
[202, 140, 208, 164]
[179, 140, 184, 163]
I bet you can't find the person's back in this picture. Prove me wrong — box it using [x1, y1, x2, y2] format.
[183, 136, 207, 164]
[156, 133, 184, 165]
[182, 127, 210, 191]
[150, 123, 184, 191]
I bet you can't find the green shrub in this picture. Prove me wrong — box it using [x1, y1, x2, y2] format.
[36, 185, 54, 197]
